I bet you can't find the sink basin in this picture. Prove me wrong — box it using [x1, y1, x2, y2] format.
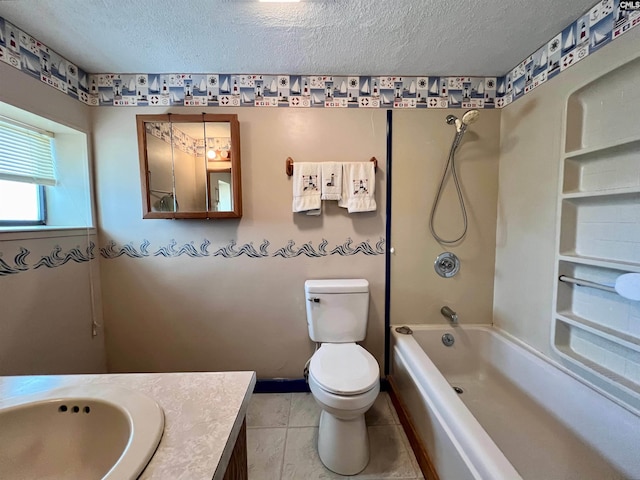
[0, 384, 164, 479]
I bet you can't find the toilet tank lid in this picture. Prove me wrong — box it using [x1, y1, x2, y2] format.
[305, 279, 369, 294]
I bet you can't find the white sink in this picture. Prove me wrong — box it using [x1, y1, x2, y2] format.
[0, 384, 164, 480]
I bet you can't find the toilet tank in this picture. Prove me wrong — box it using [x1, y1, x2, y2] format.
[305, 279, 370, 343]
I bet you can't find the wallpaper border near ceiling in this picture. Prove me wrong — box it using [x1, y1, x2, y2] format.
[0, 1, 638, 110]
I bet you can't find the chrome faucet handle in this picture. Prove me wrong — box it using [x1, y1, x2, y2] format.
[434, 252, 460, 278]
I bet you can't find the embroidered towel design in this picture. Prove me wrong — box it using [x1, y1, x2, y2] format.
[338, 162, 376, 213]
[321, 162, 343, 201]
[292, 162, 322, 213]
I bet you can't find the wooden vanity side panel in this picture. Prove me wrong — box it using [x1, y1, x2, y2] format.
[222, 418, 248, 480]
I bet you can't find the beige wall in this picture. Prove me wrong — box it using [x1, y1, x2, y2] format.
[4, 23, 636, 380]
[93, 107, 387, 377]
[0, 61, 106, 375]
[0, 232, 106, 375]
[493, 27, 640, 358]
[390, 109, 501, 326]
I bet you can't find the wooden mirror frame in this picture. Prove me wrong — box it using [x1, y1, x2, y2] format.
[136, 113, 242, 219]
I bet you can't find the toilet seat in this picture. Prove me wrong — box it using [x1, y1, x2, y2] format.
[310, 343, 379, 395]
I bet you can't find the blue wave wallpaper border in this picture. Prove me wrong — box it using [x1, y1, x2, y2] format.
[33, 242, 95, 269]
[2, 1, 638, 110]
[0, 243, 96, 277]
[100, 237, 385, 259]
[0, 247, 29, 276]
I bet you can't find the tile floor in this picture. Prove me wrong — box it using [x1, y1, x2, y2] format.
[246, 392, 425, 480]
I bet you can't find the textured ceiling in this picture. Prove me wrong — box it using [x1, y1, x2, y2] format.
[0, 0, 597, 76]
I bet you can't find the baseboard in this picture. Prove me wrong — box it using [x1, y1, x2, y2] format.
[387, 375, 440, 480]
[254, 378, 310, 393]
[254, 377, 390, 394]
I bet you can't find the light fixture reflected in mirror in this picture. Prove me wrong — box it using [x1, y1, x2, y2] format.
[206, 148, 231, 161]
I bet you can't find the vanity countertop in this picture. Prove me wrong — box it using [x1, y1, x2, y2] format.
[0, 371, 256, 480]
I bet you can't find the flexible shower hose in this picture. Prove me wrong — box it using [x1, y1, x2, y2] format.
[429, 133, 468, 244]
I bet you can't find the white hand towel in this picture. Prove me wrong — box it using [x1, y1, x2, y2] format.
[338, 162, 376, 213]
[321, 162, 342, 201]
[292, 162, 321, 213]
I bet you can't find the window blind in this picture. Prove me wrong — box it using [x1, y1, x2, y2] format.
[0, 119, 56, 186]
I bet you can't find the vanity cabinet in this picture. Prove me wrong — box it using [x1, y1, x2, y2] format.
[223, 419, 248, 480]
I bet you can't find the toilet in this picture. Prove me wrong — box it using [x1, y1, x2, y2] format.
[304, 279, 380, 475]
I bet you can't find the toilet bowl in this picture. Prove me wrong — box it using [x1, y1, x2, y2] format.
[304, 279, 379, 474]
[308, 342, 380, 475]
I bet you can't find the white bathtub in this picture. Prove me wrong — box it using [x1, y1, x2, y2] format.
[390, 324, 640, 480]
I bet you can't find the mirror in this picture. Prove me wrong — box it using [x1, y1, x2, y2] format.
[136, 113, 242, 219]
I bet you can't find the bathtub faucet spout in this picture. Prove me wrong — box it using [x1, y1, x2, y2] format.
[441, 306, 458, 324]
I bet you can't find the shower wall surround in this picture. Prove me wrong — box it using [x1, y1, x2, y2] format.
[493, 26, 640, 406]
[0, 0, 638, 110]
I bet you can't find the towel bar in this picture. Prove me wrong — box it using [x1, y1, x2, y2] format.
[558, 275, 616, 294]
[149, 189, 173, 195]
[286, 157, 377, 176]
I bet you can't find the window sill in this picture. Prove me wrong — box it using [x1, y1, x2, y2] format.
[0, 226, 97, 241]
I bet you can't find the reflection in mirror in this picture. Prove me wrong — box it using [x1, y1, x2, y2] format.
[209, 171, 232, 212]
[137, 114, 241, 219]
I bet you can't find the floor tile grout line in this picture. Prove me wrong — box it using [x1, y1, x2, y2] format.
[286, 392, 293, 427]
[278, 424, 290, 479]
[247, 425, 289, 430]
[278, 393, 293, 480]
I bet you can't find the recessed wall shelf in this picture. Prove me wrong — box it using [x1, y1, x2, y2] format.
[557, 255, 640, 273]
[556, 312, 640, 354]
[553, 326, 640, 396]
[553, 56, 640, 411]
[563, 134, 640, 160]
[562, 187, 640, 200]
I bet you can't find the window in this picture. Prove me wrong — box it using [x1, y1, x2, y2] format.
[0, 118, 55, 225]
[0, 102, 93, 230]
[0, 180, 45, 225]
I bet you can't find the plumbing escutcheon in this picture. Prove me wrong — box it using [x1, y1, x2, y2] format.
[434, 252, 460, 278]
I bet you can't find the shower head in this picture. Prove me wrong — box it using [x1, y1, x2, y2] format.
[450, 109, 480, 134]
[461, 109, 480, 126]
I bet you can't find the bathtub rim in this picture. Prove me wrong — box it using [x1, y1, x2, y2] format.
[391, 323, 640, 419]
[391, 323, 522, 480]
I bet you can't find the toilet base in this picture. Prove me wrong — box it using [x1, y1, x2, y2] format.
[317, 409, 369, 475]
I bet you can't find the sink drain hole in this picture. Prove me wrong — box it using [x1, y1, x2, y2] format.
[453, 386, 464, 394]
[58, 405, 68, 412]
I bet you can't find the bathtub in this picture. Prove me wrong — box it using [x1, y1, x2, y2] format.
[389, 324, 640, 480]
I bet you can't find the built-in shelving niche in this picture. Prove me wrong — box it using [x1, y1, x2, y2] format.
[553, 56, 640, 413]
